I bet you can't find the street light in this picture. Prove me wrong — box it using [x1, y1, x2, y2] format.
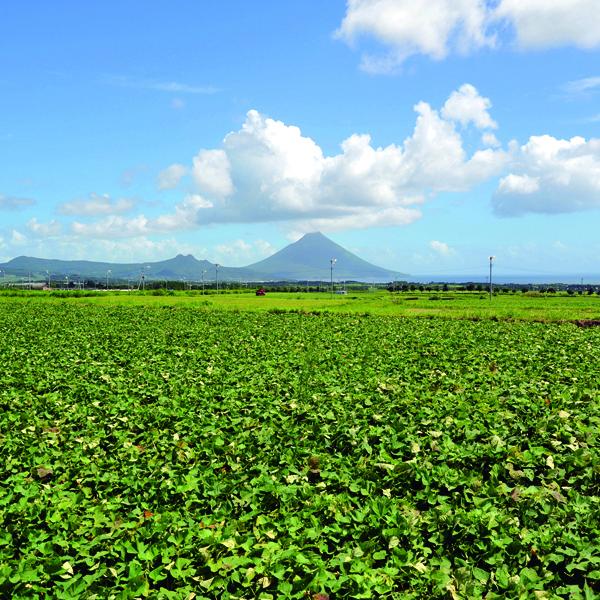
[489, 256, 495, 300]
[201, 269, 207, 294]
[139, 265, 150, 291]
[46, 270, 51, 290]
[106, 269, 112, 291]
[330, 258, 337, 296]
[215, 264, 220, 294]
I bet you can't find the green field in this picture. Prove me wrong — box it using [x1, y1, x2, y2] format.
[2, 288, 600, 322]
[1, 298, 599, 598]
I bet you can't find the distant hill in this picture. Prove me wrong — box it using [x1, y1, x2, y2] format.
[246, 232, 400, 281]
[0, 232, 402, 282]
[0, 254, 258, 282]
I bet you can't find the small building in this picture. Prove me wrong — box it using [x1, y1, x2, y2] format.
[255, 288, 266, 296]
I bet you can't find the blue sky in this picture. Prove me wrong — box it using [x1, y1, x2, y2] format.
[1, 1, 600, 278]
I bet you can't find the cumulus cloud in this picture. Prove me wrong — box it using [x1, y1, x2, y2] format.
[69, 87, 505, 238]
[441, 84, 497, 129]
[192, 150, 234, 198]
[429, 240, 455, 256]
[337, 0, 600, 71]
[493, 134, 600, 216]
[494, 0, 600, 50]
[153, 194, 213, 231]
[157, 164, 188, 190]
[0, 194, 35, 211]
[58, 193, 136, 216]
[175, 90, 506, 232]
[336, 0, 492, 72]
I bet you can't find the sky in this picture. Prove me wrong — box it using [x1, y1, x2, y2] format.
[1, 0, 600, 279]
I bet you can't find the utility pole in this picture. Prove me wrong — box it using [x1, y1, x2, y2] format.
[215, 264, 220, 294]
[106, 269, 111, 291]
[330, 258, 337, 297]
[489, 256, 495, 300]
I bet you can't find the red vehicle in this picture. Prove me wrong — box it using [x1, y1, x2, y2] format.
[255, 288, 266, 296]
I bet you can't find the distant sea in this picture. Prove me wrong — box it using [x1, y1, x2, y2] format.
[407, 274, 600, 285]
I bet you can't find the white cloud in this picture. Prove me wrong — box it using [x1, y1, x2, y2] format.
[71, 215, 152, 238]
[153, 194, 213, 231]
[495, 0, 600, 50]
[563, 76, 600, 95]
[192, 150, 234, 198]
[497, 173, 540, 195]
[58, 193, 136, 216]
[0, 194, 35, 211]
[104, 75, 219, 95]
[167, 93, 507, 232]
[336, 0, 492, 72]
[337, 0, 600, 71]
[429, 240, 455, 256]
[441, 84, 497, 129]
[27, 218, 62, 237]
[482, 132, 501, 147]
[157, 164, 188, 190]
[73, 88, 507, 239]
[493, 134, 600, 215]
[69, 194, 213, 239]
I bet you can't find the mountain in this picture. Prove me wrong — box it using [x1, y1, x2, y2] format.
[0, 233, 403, 282]
[246, 232, 401, 281]
[0, 254, 259, 282]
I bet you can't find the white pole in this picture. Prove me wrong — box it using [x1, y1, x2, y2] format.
[489, 256, 495, 300]
[330, 258, 336, 296]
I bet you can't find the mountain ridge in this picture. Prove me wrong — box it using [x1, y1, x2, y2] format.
[0, 232, 403, 282]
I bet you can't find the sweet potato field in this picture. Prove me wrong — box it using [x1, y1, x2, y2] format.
[1, 301, 599, 598]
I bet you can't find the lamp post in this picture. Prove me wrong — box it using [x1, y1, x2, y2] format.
[330, 258, 337, 296]
[489, 256, 495, 300]
[141, 265, 150, 291]
[106, 269, 111, 291]
[215, 264, 220, 294]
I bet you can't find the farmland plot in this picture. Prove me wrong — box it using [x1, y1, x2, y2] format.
[0, 302, 599, 598]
